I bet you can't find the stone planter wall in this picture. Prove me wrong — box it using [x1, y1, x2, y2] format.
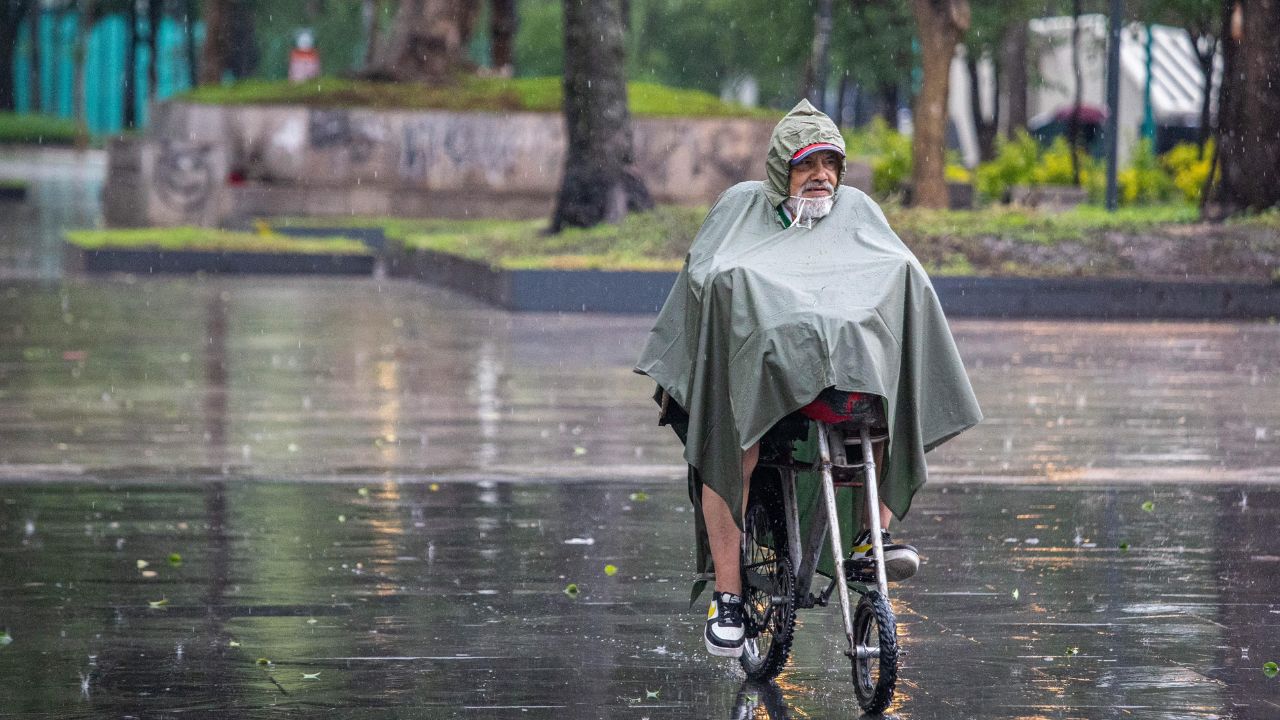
[105, 102, 790, 227]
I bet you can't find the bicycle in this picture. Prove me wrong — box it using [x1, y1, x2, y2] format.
[738, 395, 900, 715]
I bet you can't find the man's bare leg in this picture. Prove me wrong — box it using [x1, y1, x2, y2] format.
[703, 442, 760, 596]
[865, 441, 893, 531]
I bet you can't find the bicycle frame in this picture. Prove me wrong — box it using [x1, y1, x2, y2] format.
[762, 420, 888, 659]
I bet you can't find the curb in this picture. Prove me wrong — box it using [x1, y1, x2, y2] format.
[68, 247, 376, 276]
[389, 248, 1279, 318]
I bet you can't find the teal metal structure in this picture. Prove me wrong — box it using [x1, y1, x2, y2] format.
[11, 11, 202, 135]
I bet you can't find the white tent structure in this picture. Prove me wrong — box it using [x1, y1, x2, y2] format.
[948, 15, 1220, 167]
[1029, 15, 1219, 164]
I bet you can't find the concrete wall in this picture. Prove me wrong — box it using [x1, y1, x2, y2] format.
[106, 101, 781, 226]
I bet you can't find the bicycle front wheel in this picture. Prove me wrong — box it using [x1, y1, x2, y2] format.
[851, 589, 898, 714]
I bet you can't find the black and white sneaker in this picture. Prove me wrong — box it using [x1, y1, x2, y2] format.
[705, 592, 746, 658]
[850, 529, 919, 582]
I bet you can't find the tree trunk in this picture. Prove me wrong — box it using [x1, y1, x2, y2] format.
[909, 0, 969, 208]
[490, 0, 516, 74]
[364, 0, 480, 82]
[1, 2, 34, 112]
[1207, 0, 1280, 217]
[802, 0, 833, 112]
[1068, 0, 1082, 186]
[552, 0, 652, 231]
[225, 0, 258, 79]
[74, 0, 94, 139]
[1000, 17, 1028, 137]
[833, 70, 849, 128]
[1189, 29, 1217, 157]
[878, 82, 898, 127]
[28, 4, 39, 112]
[968, 52, 997, 161]
[184, 0, 196, 87]
[147, 0, 161, 102]
[199, 0, 228, 85]
[124, 0, 137, 128]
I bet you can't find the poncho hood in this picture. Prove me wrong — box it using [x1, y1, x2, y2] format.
[764, 99, 848, 208]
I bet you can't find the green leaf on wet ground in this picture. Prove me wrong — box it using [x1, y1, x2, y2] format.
[148, 598, 169, 609]
[604, 564, 618, 577]
[0, 630, 12, 646]
[357, 487, 370, 497]
[136, 559, 149, 570]
[645, 689, 660, 699]
[629, 492, 649, 502]
[1265, 661, 1278, 678]
[1011, 588, 1019, 600]
[256, 657, 272, 666]
[228, 639, 241, 647]
[1141, 500, 1155, 512]
[167, 553, 182, 566]
[1119, 541, 1130, 551]
[337, 514, 346, 523]
[302, 672, 321, 680]
[1065, 646, 1080, 656]
[573, 446, 587, 456]
[563, 583, 580, 598]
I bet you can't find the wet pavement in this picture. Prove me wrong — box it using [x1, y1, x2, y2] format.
[1, 149, 1279, 718]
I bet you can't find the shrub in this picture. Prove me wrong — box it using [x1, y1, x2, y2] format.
[842, 119, 913, 197]
[974, 131, 1040, 200]
[1117, 139, 1177, 205]
[1161, 140, 1213, 203]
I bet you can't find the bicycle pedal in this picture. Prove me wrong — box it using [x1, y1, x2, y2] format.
[842, 557, 877, 583]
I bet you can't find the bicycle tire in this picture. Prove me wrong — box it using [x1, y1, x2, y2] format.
[851, 590, 898, 714]
[739, 472, 797, 681]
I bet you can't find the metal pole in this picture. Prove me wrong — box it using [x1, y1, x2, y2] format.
[1142, 24, 1155, 142]
[1104, 0, 1123, 211]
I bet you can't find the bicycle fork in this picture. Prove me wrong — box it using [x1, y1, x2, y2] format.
[815, 422, 888, 658]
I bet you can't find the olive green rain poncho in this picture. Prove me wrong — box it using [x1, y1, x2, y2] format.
[635, 100, 983, 574]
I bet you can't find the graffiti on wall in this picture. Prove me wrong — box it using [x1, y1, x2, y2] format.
[309, 110, 379, 165]
[153, 141, 216, 213]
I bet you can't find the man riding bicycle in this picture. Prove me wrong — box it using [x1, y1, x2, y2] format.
[635, 100, 982, 659]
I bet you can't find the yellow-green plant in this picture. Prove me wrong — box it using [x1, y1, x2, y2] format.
[1161, 140, 1213, 203]
[974, 131, 1040, 200]
[1118, 139, 1177, 205]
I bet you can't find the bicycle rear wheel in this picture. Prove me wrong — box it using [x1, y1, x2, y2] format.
[739, 473, 797, 680]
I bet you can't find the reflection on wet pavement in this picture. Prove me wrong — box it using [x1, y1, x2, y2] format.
[0, 148, 104, 281]
[2, 480, 1277, 718]
[1, 277, 1278, 485]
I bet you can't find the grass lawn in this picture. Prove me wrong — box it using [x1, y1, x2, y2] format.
[65, 227, 371, 256]
[314, 202, 1248, 276]
[180, 76, 773, 119]
[0, 178, 30, 190]
[0, 112, 82, 146]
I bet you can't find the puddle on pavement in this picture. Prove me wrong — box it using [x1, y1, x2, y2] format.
[1, 480, 1277, 718]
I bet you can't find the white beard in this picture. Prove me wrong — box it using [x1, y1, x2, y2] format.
[784, 194, 834, 228]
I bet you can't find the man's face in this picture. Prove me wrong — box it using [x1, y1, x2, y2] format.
[788, 150, 841, 198]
